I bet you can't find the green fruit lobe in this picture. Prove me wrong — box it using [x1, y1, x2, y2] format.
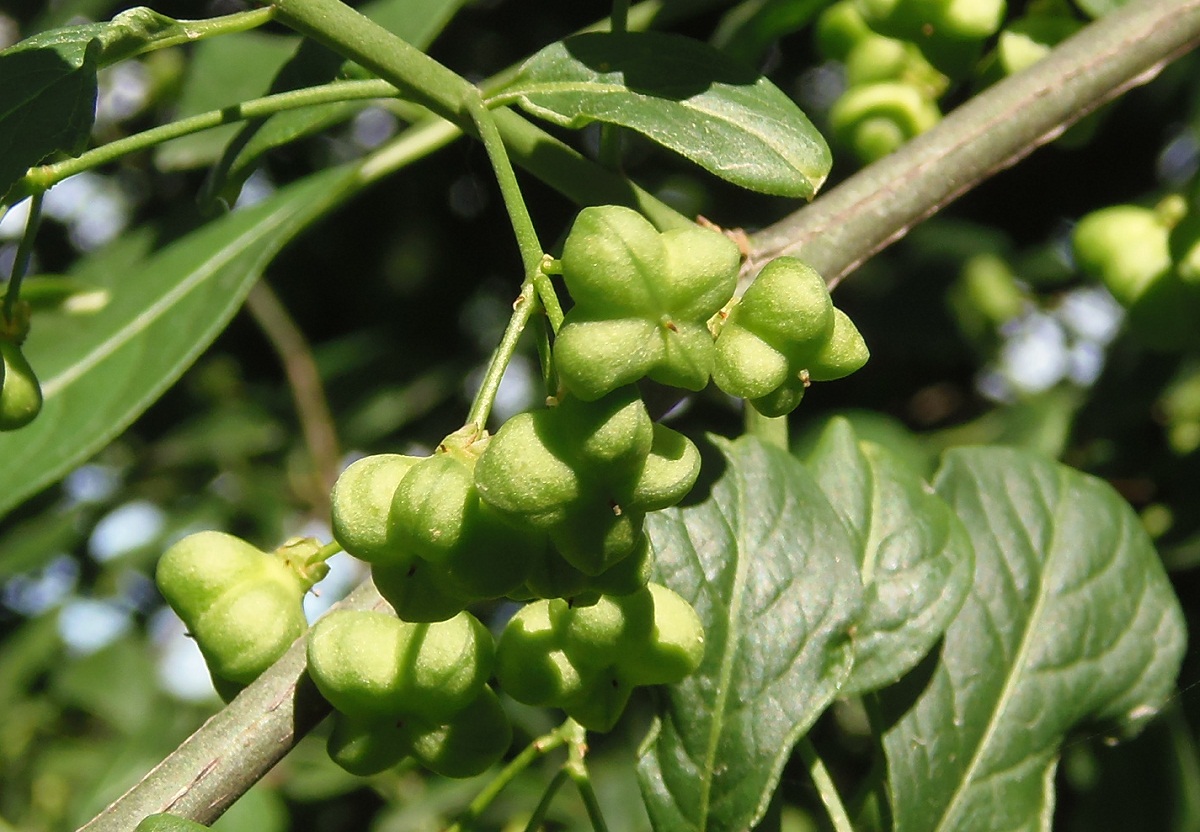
[0, 340, 42, 431]
[330, 454, 417, 565]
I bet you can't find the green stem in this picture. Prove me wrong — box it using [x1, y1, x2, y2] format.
[314, 540, 343, 563]
[562, 720, 609, 832]
[265, 0, 474, 124]
[744, 406, 788, 449]
[3, 193, 44, 323]
[467, 95, 544, 278]
[465, 276, 541, 430]
[522, 769, 570, 832]
[445, 724, 572, 832]
[17, 80, 400, 197]
[796, 737, 854, 832]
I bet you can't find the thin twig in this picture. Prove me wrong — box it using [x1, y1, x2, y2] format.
[244, 281, 341, 513]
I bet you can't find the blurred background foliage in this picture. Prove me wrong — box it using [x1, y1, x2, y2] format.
[1, 0, 1200, 829]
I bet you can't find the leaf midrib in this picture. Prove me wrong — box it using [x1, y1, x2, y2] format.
[932, 465, 1065, 832]
[40, 200, 306, 399]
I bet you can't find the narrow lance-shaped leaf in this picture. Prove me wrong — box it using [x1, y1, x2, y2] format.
[880, 447, 1187, 832]
[493, 32, 831, 199]
[638, 436, 862, 832]
[805, 417, 973, 696]
[0, 165, 360, 520]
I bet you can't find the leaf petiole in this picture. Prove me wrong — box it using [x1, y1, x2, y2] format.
[3, 192, 44, 326]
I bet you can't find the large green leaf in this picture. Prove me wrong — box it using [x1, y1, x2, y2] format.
[806, 417, 973, 695]
[638, 435, 862, 831]
[0, 165, 359, 521]
[881, 447, 1187, 831]
[494, 32, 831, 199]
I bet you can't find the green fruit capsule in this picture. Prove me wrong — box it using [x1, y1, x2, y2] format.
[405, 686, 512, 778]
[326, 711, 412, 776]
[0, 340, 42, 431]
[473, 412, 579, 523]
[390, 454, 475, 564]
[307, 609, 493, 722]
[371, 559, 474, 623]
[804, 308, 870, 382]
[659, 225, 741, 317]
[400, 613, 496, 722]
[553, 317, 661, 401]
[750, 376, 807, 418]
[156, 531, 310, 688]
[617, 584, 706, 687]
[156, 531, 269, 622]
[560, 205, 665, 313]
[554, 585, 655, 673]
[628, 424, 703, 512]
[192, 575, 308, 685]
[712, 323, 791, 400]
[815, 0, 872, 62]
[553, 205, 740, 400]
[495, 601, 587, 706]
[829, 83, 941, 163]
[549, 501, 643, 576]
[330, 454, 418, 565]
[1072, 205, 1171, 306]
[734, 258, 834, 354]
[547, 389, 654, 475]
[560, 666, 633, 733]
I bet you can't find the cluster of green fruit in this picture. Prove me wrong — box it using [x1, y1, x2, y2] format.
[1072, 187, 1200, 352]
[308, 609, 510, 777]
[550, 205, 868, 414]
[0, 302, 43, 431]
[817, 0, 1099, 164]
[153, 205, 868, 781]
[496, 583, 704, 732]
[817, 1, 947, 164]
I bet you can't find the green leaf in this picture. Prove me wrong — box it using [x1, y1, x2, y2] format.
[881, 447, 1187, 831]
[495, 32, 831, 199]
[806, 417, 973, 695]
[638, 435, 862, 831]
[0, 165, 359, 520]
[0, 32, 98, 200]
